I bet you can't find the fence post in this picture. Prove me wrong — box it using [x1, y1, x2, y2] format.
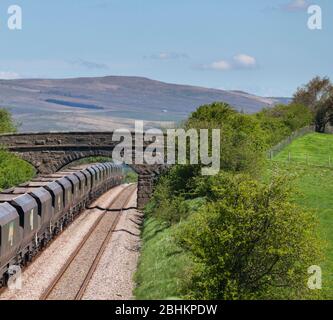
[268, 125, 315, 160]
[288, 152, 291, 162]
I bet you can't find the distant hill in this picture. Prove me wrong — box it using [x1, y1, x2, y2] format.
[0, 76, 290, 132]
[267, 96, 292, 105]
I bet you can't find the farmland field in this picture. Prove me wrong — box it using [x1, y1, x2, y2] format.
[269, 132, 333, 299]
[273, 132, 333, 167]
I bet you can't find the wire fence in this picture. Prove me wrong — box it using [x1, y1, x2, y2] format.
[267, 125, 333, 168]
[267, 125, 316, 159]
[270, 152, 333, 168]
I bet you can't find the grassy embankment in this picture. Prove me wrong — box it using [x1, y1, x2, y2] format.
[135, 132, 333, 299]
[0, 150, 35, 190]
[0, 108, 35, 189]
[134, 218, 191, 299]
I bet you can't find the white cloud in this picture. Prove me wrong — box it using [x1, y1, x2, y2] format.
[158, 53, 170, 59]
[282, 0, 309, 12]
[233, 54, 256, 67]
[146, 52, 189, 60]
[210, 60, 231, 71]
[0, 71, 20, 79]
[206, 54, 257, 71]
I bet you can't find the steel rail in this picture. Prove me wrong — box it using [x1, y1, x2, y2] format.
[40, 184, 136, 300]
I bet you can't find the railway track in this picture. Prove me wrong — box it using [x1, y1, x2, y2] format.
[40, 183, 137, 300]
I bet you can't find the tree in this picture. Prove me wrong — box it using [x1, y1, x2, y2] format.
[176, 172, 322, 300]
[0, 108, 17, 133]
[0, 109, 33, 189]
[293, 77, 333, 133]
[255, 103, 313, 146]
[186, 102, 267, 176]
[259, 103, 313, 132]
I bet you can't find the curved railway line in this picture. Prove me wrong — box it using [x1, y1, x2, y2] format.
[40, 184, 137, 300]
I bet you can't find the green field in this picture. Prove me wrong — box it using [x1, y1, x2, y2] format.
[270, 132, 333, 298]
[274, 132, 333, 167]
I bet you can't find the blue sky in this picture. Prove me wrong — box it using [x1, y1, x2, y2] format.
[0, 0, 332, 97]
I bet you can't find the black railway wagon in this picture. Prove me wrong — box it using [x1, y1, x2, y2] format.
[0, 162, 124, 288]
[23, 181, 64, 227]
[0, 194, 40, 261]
[63, 171, 87, 199]
[0, 203, 21, 285]
[31, 176, 73, 217]
[86, 165, 102, 193]
[2, 187, 53, 243]
[40, 173, 82, 207]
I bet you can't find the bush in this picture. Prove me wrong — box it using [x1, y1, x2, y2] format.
[176, 172, 323, 300]
[146, 178, 188, 226]
[186, 102, 267, 176]
[0, 108, 17, 133]
[0, 108, 35, 188]
[124, 169, 138, 183]
[256, 104, 313, 146]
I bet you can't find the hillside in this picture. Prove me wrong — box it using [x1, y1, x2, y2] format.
[0, 76, 288, 132]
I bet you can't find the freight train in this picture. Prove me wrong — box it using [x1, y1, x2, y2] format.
[0, 162, 124, 288]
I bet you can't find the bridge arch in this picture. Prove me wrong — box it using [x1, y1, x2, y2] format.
[17, 150, 115, 174]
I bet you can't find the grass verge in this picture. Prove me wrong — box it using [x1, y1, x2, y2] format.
[134, 218, 191, 300]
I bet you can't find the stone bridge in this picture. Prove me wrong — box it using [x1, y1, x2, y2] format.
[0, 131, 169, 209]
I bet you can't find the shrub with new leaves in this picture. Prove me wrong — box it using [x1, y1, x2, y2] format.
[0, 108, 17, 133]
[186, 102, 267, 176]
[256, 103, 313, 146]
[176, 172, 323, 300]
[0, 149, 35, 189]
